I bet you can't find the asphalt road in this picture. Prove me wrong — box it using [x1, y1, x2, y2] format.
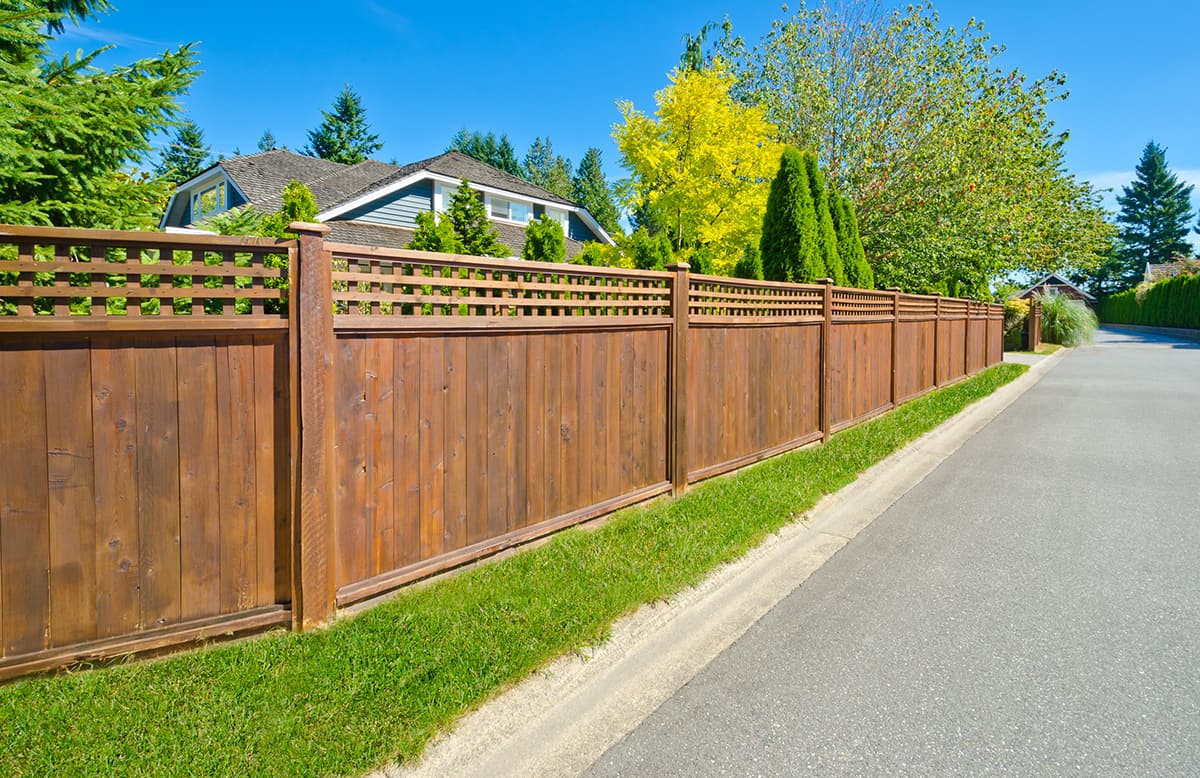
[586, 328, 1200, 776]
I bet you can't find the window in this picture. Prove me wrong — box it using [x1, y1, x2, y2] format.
[190, 181, 227, 222]
[545, 207, 568, 235]
[486, 194, 533, 224]
[434, 182, 458, 213]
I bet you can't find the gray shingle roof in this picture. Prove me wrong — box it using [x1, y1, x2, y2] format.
[218, 150, 347, 208]
[327, 219, 588, 260]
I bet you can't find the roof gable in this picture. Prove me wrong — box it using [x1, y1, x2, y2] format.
[1014, 273, 1095, 302]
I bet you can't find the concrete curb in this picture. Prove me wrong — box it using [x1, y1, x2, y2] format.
[378, 350, 1069, 778]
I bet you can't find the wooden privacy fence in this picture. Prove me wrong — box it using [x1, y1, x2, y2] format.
[0, 222, 1005, 679]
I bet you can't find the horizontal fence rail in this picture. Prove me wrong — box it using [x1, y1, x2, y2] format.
[0, 223, 1005, 680]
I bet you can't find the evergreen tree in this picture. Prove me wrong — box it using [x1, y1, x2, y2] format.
[445, 180, 508, 257]
[760, 148, 823, 282]
[304, 85, 382, 164]
[802, 151, 843, 284]
[733, 244, 764, 280]
[258, 130, 277, 152]
[571, 147, 622, 236]
[626, 227, 674, 271]
[448, 129, 523, 178]
[830, 190, 873, 288]
[0, 0, 198, 227]
[154, 119, 210, 184]
[523, 138, 572, 199]
[1116, 141, 1195, 280]
[407, 211, 463, 254]
[522, 215, 566, 263]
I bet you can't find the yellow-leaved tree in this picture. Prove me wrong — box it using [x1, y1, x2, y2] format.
[614, 65, 783, 276]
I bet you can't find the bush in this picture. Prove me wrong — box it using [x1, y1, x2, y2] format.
[1039, 290, 1097, 346]
[1003, 298, 1030, 350]
[522, 215, 566, 263]
[1099, 271, 1200, 328]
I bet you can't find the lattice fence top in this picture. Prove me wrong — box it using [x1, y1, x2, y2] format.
[327, 245, 672, 320]
[0, 226, 292, 325]
[898, 295, 938, 319]
[831, 288, 895, 319]
[939, 298, 970, 318]
[688, 275, 823, 320]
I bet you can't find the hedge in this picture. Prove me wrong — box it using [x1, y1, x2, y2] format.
[1098, 273, 1200, 329]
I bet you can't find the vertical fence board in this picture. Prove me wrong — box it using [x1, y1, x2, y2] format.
[91, 341, 140, 638]
[0, 347, 50, 655]
[394, 338, 421, 568]
[253, 336, 281, 602]
[465, 336, 489, 545]
[604, 333, 622, 499]
[217, 337, 258, 613]
[365, 336, 396, 578]
[544, 334, 563, 517]
[561, 333, 581, 511]
[177, 337, 220, 621]
[134, 342, 182, 630]
[335, 338, 366, 588]
[525, 335, 547, 527]
[590, 336, 608, 504]
[507, 336, 527, 531]
[577, 334, 595, 511]
[418, 338, 446, 560]
[486, 336, 510, 538]
[443, 337, 467, 548]
[45, 341, 97, 647]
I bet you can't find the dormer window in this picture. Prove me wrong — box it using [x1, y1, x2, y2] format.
[486, 195, 532, 224]
[190, 181, 227, 222]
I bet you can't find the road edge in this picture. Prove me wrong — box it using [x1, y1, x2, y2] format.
[380, 349, 1068, 778]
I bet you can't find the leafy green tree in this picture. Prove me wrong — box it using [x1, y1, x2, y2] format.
[733, 244, 764, 280]
[0, 0, 198, 227]
[1116, 141, 1195, 277]
[445, 180, 508, 257]
[522, 215, 566, 263]
[614, 65, 783, 274]
[716, 2, 1113, 293]
[760, 148, 822, 282]
[258, 130, 278, 152]
[407, 211, 463, 254]
[154, 119, 210, 184]
[523, 138, 572, 199]
[830, 190, 873, 289]
[304, 85, 382, 164]
[803, 151, 842, 284]
[448, 129, 523, 178]
[571, 147, 622, 236]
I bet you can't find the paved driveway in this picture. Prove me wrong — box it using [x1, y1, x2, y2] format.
[586, 329, 1200, 776]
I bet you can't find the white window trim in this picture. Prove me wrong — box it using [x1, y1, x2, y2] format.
[190, 180, 228, 223]
[483, 193, 535, 227]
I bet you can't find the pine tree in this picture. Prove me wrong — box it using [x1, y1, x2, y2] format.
[445, 180, 508, 257]
[154, 119, 210, 184]
[1116, 141, 1195, 278]
[571, 148, 622, 236]
[760, 148, 823, 282]
[522, 215, 566, 263]
[830, 190, 873, 288]
[803, 151, 843, 284]
[304, 85, 382, 164]
[258, 130, 277, 152]
[0, 0, 198, 227]
[523, 138, 572, 199]
[447, 129, 523, 178]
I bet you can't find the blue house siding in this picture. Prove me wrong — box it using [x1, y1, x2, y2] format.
[341, 181, 433, 228]
[568, 213, 598, 243]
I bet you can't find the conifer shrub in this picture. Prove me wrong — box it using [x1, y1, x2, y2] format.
[733, 244, 764, 280]
[1098, 271, 1200, 328]
[760, 148, 822, 282]
[522, 215, 566, 263]
[627, 228, 673, 271]
[803, 150, 844, 284]
[830, 190, 873, 289]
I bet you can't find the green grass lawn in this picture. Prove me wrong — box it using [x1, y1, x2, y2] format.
[0, 362, 1027, 778]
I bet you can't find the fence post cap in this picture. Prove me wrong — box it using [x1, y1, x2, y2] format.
[666, 262, 691, 271]
[886, 286, 902, 292]
[289, 221, 331, 235]
[816, 277, 834, 285]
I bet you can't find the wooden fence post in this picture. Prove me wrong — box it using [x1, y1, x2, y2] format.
[667, 262, 690, 496]
[819, 278, 833, 443]
[965, 301, 973, 375]
[289, 221, 336, 630]
[933, 293, 943, 388]
[889, 288, 901, 406]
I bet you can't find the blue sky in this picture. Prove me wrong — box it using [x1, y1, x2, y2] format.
[61, 0, 1200, 240]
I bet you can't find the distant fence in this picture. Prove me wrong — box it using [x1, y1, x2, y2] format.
[0, 223, 1004, 679]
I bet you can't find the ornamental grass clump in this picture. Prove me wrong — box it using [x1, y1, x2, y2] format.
[1039, 290, 1098, 346]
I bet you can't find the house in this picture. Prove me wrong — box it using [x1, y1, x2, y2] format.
[159, 149, 615, 260]
[1011, 273, 1096, 304]
[1144, 259, 1197, 283]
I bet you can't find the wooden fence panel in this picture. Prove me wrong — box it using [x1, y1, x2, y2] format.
[0, 331, 291, 673]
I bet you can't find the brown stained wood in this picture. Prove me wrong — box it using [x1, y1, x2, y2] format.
[43, 341, 98, 647]
[90, 340, 140, 639]
[134, 341, 182, 630]
[590, 336, 608, 504]
[630, 330, 649, 490]
[716, 327, 732, 473]
[617, 331, 637, 493]
[364, 337, 396, 578]
[486, 336, 510, 537]
[0, 346, 50, 656]
[334, 337, 367, 588]
[217, 337, 258, 614]
[443, 337, 468, 549]
[604, 333, 622, 500]
[465, 337, 490, 545]
[576, 334, 595, 513]
[524, 335, 547, 528]
[271, 336, 291, 604]
[177, 336, 220, 621]
[252, 337, 279, 604]
[544, 334, 563, 517]
[393, 338, 421, 568]
[648, 330, 668, 484]
[508, 336, 528, 531]
[418, 338, 446, 560]
[560, 332, 581, 514]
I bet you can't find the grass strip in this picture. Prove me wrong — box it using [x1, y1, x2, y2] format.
[0, 362, 1027, 777]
